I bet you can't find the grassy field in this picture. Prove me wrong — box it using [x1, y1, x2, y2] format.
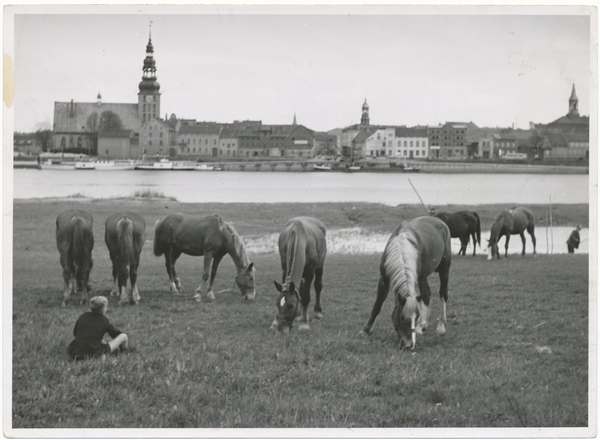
[9, 200, 590, 430]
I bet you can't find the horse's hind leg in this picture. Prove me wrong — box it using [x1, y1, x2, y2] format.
[130, 259, 140, 305]
[313, 266, 324, 319]
[60, 256, 73, 306]
[504, 235, 511, 257]
[165, 248, 182, 294]
[528, 225, 537, 255]
[459, 235, 468, 256]
[519, 232, 527, 256]
[298, 272, 314, 331]
[471, 232, 477, 256]
[118, 265, 130, 306]
[360, 277, 389, 337]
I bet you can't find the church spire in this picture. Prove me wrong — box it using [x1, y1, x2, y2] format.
[293, 112, 297, 125]
[569, 84, 579, 117]
[138, 22, 161, 124]
[360, 98, 370, 126]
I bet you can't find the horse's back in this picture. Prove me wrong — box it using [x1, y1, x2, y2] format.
[279, 217, 327, 268]
[404, 216, 451, 272]
[156, 212, 224, 256]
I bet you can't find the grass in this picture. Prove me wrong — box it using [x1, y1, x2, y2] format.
[9, 200, 591, 430]
[131, 188, 177, 201]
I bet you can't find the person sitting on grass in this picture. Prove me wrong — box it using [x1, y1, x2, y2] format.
[68, 296, 129, 361]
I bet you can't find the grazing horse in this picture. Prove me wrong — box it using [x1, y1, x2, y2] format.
[360, 216, 451, 350]
[153, 213, 255, 302]
[56, 210, 94, 306]
[432, 210, 481, 256]
[487, 207, 536, 260]
[271, 217, 327, 333]
[105, 212, 146, 305]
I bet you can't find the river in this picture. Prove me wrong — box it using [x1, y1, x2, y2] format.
[12, 169, 589, 206]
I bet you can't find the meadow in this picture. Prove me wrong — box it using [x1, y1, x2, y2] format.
[10, 199, 590, 430]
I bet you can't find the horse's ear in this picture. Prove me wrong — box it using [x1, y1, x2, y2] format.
[274, 281, 282, 292]
[246, 262, 254, 272]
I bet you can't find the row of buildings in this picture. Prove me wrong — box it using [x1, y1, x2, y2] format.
[42, 30, 589, 163]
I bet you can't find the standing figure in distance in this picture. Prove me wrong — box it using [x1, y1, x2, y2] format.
[567, 224, 582, 254]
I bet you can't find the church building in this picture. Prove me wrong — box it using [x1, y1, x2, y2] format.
[52, 27, 164, 158]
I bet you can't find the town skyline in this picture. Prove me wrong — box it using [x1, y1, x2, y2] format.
[8, 6, 593, 134]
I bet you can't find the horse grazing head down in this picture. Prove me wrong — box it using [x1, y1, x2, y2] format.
[236, 263, 256, 301]
[391, 296, 421, 350]
[487, 237, 499, 260]
[274, 280, 302, 332]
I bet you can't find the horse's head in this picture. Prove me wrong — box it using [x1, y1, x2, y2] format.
[391, 297, 418, 350]
[486, 237, 499, 260]
[274, 280, 301, 332]
[236, 262, 256, 301]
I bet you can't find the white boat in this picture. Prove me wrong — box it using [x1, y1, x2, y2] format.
[195, 164, 215, 171]
[313, 164, 332, 171]
[93, 159, 141, 171]
[39, 159, 76, 170]
[135, 158, 174, 170]
[75, 161, 96, 170]
[172, 161, 197, 171]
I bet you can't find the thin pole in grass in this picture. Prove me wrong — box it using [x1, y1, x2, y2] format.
[408, 179, 429, 215]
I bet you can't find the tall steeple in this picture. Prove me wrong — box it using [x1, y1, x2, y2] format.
[293, 112, 297, 125]
[360, 98, 370, 126]
[138, 22, 161, 124]
[568, 84, 579, 117]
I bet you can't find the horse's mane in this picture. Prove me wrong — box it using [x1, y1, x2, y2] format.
[219, 218, 249, 266]
[384, 228, 419, 319]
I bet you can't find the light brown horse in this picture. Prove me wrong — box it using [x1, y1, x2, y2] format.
[487, 207, 536, 260]
[153, 213, 255, 302]
[105, 212, 146, 305]
[56, 210, 94, 306]
[271, 217, 327, 332]
[360, 216, 451, 350]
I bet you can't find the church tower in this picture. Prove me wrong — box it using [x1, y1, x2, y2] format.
[360, 99, 370, 126]
[138, 24, 161, 124]
[568, 84, 579, 117]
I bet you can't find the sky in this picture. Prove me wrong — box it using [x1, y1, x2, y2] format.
[7, 5, 594, 133]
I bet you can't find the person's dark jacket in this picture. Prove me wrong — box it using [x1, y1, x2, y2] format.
[567, 230, 581, 249]
[68, 311, 122, 359]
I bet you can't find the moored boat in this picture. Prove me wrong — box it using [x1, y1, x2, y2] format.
[172, 161, 197, 171]
[313, 164, 332, 171]
[39, 159, 76, 170]
[195, 164, 215, 171]
[135, 158, 174, 170]
[75, 161, 96, 170]
[94, 159, 141, 171]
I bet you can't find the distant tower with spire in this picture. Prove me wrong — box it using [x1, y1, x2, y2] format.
[568, 84, 579, 117]
[138, 22, 161, 124]
[360, 98, 370, 126]
[293, 112, 297, 125]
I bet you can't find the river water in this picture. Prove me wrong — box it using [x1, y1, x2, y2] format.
[12, 169, 589, 206]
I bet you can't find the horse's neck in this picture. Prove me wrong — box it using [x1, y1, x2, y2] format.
[226, 233, 248, 273]
[285, 235, 306, 287]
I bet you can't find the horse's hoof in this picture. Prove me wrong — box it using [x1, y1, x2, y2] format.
[193, 294, 201, 303]
[437, 324, 446, 335]
[359, 328, 372, 338]
[206, 292, 215, 302]
[110, 291, 119, 297]
[298, 323, 310, 331]
[314, 312, 323, 320]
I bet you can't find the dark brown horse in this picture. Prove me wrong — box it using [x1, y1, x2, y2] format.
[105, 212, 146, 306]
[271, 217, 327, 333]
[487, 207, 536, 260]
[432, 210, 481, 256]
[56, 210, 94, 306]
[360, 216, 451, 350]
[153, 213, 255, 302]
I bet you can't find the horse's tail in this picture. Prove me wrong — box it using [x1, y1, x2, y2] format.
[473, 212, 481, 247]
[117, 217, 135, 266]
[71, 216, 87, 267]
[153, 218, 167, 256]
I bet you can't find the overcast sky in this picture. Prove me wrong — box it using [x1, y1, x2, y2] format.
[8, 6, 593, 133]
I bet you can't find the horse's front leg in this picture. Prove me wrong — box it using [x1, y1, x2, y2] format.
[437, 268, 450, 335]
[205, 254, 224, 302]
[313, 266, 324, 320]
[195, 252, 214, 302]
[298, 272, 314, 331]
[416, 276, 431, 333]
[519, 232, 527, 256]
[360, 276, 388, 337]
